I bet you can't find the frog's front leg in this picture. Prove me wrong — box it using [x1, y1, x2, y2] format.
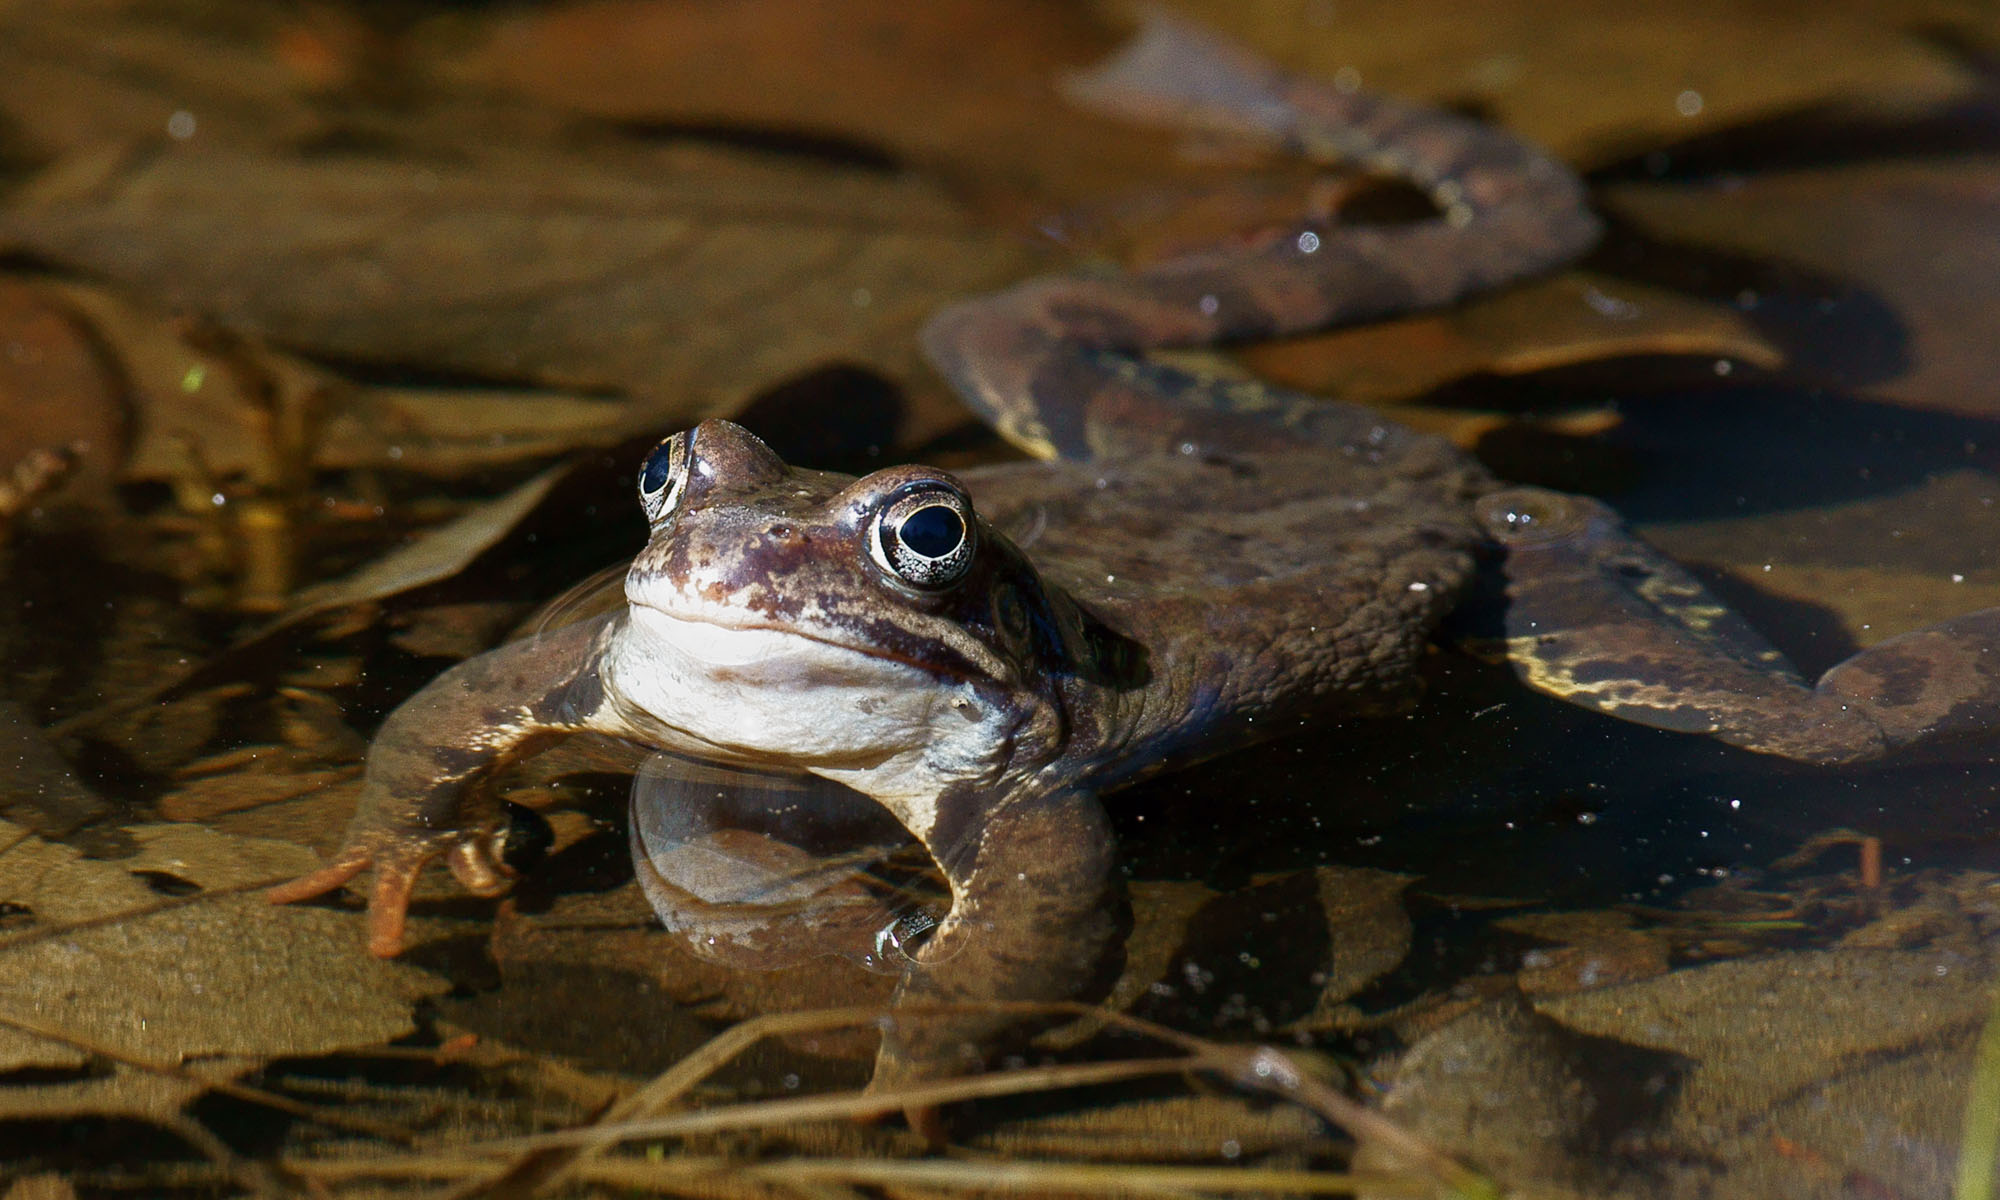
[867, 786, 1125, 1093]
[1473, 488, 2000, 764]
[267, 611, 622, 955]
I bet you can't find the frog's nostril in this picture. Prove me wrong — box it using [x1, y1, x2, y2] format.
[766, 523, 803, 542]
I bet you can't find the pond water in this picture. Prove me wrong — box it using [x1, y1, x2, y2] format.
[0, 1, 1996, 1197]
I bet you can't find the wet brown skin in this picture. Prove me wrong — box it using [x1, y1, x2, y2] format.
[270, 15, 2000, 1116]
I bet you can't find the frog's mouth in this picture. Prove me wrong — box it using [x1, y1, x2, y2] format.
[613, 601, 1010, 774]
[625, 601, 939, 684]
[625, 594, 1001, 684]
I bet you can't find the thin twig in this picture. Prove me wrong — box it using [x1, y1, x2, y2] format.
[300, 1152, 1411, 1196]
[290, 1001, 1486, 1199]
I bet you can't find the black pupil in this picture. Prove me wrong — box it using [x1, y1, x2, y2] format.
[896, 504, 963, 558]
[641, 445, 677, 494]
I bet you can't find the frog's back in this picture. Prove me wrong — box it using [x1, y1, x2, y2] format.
[962, 423, 1488, 771]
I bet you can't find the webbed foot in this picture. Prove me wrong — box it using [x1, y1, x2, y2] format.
[266, 614, 616, 955]
[266, 819, 513, 957]
[1474, 486, 2000, 764]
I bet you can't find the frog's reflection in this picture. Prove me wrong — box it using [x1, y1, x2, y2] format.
[629, 753, 950, 974]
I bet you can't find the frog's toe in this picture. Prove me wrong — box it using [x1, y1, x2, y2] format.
[363, 853, 425, 957]
[444, 835, 515, 898]
[264, 855, 371, 906]
[265, 847, 418, 958]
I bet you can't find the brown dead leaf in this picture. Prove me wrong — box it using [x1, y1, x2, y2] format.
[123, 823, 322, 891]
[0, 1058, 250, 1126]
[2, 1174, 78, 1200]
[0, 281, 128, 507]
[969, 1092, 1336, 1161]
[1101, 880, 1221, 1016]
[1736, 1037, 1971, 1199]
[1375, 939, 1994, 1199]
[271, 460, 570, 633]
[1533, 948, 1992, 1117]
[470, 884, 895, 1072]
[0, 3, 325, 160]
[1238, 271, 1783, 407]
[1638, 469, 2000, 648]
[153, 720, 366, 827]
[0, 820, 157, 925]
[102, 685, 242, 778]
[1295, 866, 1415, 1023]
[388, 601, 527, 660]
[1608, 158, 2000, 417]
[191, 779, 363, 857]
[158, 765, 357, 823]
[1361, 997, 1631, 1196]
[40, 279, 633, 481]
[1497, 911, 1672, 996]
[1166, 0, 1977, 164]
[452, 0, 1194, 208]
[0, 697, 106, 837]
[0, 142, 1031, 432]
[0, 820, 444, 1076]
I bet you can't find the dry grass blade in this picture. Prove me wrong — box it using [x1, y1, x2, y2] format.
[0, 988, 419, 1147]
[447, 1005, 905, 1197]
[0, 870, 427, 1144]
[578, 1155, 1411, 1197]
[477, 1002, 1186, 1196]
[298, 1153, 1407, 1197]
[1220, 1048, 1498, 1200]
[483, 1055, 1200, 1153]
[284, 1002, 1491, 1200]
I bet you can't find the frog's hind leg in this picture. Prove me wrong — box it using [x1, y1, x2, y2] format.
[920, 11, 1598, 464]
[865, 787, 1126, 1111]
[1472, 487, 2000, 765]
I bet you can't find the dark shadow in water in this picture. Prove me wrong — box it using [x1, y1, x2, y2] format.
[0, 1114, 212, 1181]
[597, 117, 904, 174]
[1587, 89, 2000, 184]
[1113, 650, 2000, 909]
[734, 362, 909, 472]
[1579, 209, 1914, 390]
[1451, 372, 2000, 522]
[1571, 84, 2000, 405]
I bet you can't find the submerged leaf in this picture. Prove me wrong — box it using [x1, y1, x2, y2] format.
[455, 0, 1180, 205]
[0, 144, 1031, 430]
[1239, 272, 1783, 407]
[0, 1060, 247, 1125]
[1534, 948, 1992, 1116]
[0, 281, 128, 508]
[1610, 159, 2000, 418]
[1165, 0, 1976, 163]
[278, 462, 572, 625]
[46, 279, 635, 480]
[122, 822, 323, 891]
[0, 821, 444, 1075]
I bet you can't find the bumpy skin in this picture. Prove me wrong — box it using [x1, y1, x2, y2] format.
[272, 15, 2000, 1104]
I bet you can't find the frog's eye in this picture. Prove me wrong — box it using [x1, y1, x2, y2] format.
[869, 484, 976, 588]
[637, 433, 689, 524]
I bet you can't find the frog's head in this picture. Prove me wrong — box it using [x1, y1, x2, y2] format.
[614, 419, 1077, 793]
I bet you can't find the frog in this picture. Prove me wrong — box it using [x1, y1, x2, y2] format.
[269, 15, 2000, 1100]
